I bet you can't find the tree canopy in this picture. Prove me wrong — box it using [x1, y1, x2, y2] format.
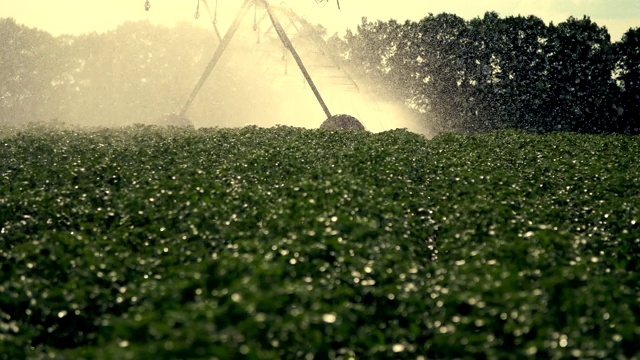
[331, 14, 640, 134]
[1, 12, 639, 134]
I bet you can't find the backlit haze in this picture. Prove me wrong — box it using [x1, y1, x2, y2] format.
[1, 1, 639, 135]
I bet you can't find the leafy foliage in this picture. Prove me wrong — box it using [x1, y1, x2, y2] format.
[335, 14, 640, 134]
[615, 27, 640, 134]
[3, 12, 640, 134]
[1, 126, 639, 359]
[545, 17, 618, 132]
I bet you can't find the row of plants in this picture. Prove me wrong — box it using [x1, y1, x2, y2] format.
[1, 125, 639, 358]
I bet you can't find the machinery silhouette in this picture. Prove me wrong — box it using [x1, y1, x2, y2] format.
[144, 0, 365, 130]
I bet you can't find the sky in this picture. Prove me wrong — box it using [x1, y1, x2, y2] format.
[1, 0, 639, 41]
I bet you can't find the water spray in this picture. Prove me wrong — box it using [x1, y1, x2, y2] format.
[144, 0, 364, 130]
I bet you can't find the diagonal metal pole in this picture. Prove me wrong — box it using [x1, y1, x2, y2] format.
[179, 0, 252, 117]
[262, 0, 332, 118]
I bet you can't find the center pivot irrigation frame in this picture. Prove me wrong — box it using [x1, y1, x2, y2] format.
[148, 0, 339, 120]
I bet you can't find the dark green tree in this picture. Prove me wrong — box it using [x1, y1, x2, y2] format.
[544, 16, 618, 133]
[467, 13, 551, 131]
[0, 18, 67, 125]
[614, 27, 640, 134]
[331, 12, 630, 134]
[411, 13, 478, 132]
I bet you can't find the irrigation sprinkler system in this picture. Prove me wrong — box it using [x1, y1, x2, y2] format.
[144, 0, 365, 130]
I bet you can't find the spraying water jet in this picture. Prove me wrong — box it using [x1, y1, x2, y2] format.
[144, 0, 364, 130]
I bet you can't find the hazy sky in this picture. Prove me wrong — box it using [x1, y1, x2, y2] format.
[1, 0, 639, 41]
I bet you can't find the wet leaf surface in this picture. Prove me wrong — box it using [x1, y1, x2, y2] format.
[0, 125, 638, 359]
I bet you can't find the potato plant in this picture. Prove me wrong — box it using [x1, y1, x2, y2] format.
[1, 125, 638, 359]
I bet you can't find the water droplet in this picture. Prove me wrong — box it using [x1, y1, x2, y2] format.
[322, 313, 337, 324]
[559, 335, 568, 348]
[571, 349, 582, 357]
[525, 346, 537, 355]
[392, 343, 405, 352]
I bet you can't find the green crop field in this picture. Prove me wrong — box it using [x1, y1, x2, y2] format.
[1, 125, 639, 359]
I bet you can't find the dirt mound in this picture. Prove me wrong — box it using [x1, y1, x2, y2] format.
[320, 114, 366, 130]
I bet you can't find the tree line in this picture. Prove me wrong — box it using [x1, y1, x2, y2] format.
[0, 17, 289, 128]
[329, 12, 640, 134]
[1, 13, 639, 133]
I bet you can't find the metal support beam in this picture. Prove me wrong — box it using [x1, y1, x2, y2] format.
[179, 0, 333, 120]
[179, 0, 252, 117]
[261, 0, 332, 119]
